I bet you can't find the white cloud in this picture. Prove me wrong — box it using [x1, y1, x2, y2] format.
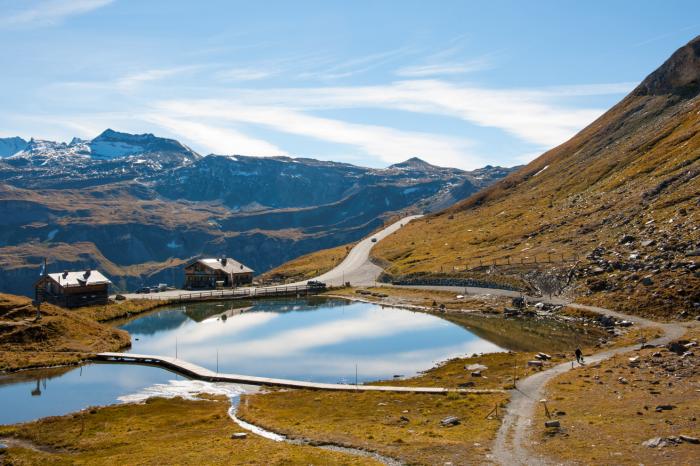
[154, 99, 481, 168]
[396, 58, 492, 77]
[215, 67, 276, 82]
[0, 0, 114, 28]
[143, 114, 286, 157]
[116, 66, 198, 92]
[223, 79, 630, 148]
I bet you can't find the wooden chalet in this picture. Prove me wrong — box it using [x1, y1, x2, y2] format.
[184, 256, 254, 289]
[35, 269, 112, 308]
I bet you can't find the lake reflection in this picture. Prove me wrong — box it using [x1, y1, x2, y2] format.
[0, 298, 509, 424]
[120, 298, 504, 383]
[0, 364, 179, 424]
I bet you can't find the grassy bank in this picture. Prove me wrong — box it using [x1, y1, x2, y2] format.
[239, 390, 508, 465]
[258, 242, 355, 284]
[0, 293, 171, 373]
[0, 395, 374, 465]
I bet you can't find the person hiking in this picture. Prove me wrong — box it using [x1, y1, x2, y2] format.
[575, 347, 583, 364]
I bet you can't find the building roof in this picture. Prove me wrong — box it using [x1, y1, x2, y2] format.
[44, 270, 112, 288]
[191, 257, 254, 274]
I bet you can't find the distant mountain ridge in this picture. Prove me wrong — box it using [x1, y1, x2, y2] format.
[0, 129, 518, 296]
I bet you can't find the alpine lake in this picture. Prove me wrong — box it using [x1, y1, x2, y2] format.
[0, 297, 603, 424]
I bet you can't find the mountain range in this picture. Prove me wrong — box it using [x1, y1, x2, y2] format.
[0, 129, 517, 296]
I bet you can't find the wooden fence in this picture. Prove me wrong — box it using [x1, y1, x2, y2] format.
[442, 253, 582, 273]
[176, 285, 326, 303]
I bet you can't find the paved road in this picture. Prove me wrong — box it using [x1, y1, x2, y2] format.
[288, 215, 423, 287]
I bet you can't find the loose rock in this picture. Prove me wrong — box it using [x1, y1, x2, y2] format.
[440, 416, 460, 427]
[231, 432, 247, 440]
[680, 435, 700, 444]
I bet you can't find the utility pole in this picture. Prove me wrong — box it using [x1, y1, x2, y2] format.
[35, 257, 47, 321]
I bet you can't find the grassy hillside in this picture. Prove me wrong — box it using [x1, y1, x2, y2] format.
[368, 36, 700, 318]
[258, 242, 355, 283]
[0, 293, 169, 372]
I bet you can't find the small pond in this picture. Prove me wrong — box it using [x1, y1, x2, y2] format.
[0, 297, 600, 424]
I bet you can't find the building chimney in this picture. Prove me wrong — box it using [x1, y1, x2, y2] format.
[63, 270, 68, 278]
[221, 255, 227, 266]
[84, 269, 91, 279]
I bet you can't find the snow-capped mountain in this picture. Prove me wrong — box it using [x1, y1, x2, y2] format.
[7, 129, 200, 165]
[11, 138, 92, 162]
[0, 137, 27, 157]
[89, 129, 200, 161]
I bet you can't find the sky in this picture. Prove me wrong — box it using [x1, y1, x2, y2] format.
[0, 0, 698, 170]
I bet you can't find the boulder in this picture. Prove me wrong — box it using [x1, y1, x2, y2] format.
[527, 360, 544, 367]
[440, 416, 460, 427]
[619, 234, 636, 244]
[465, 364, 487, 372]
[655, 404, 675, 411]
[231, 433, 247, 440]
[680, 435, 700, 444]
[535, 352, 552, 361]
[544, 420, 560, 428]
[643, 437, 666, 448]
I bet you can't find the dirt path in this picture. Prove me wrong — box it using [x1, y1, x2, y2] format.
[488, 302, 689, 466]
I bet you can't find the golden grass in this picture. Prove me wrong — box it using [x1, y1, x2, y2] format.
[326, 286, 510, 312]
[239, 390, 508, 465]
[0, 293, 131, 372]
[75, 299, 171, 322]
[258, 243, 355, 283]
[0, 396, 373, 465]
[531, 328, 700, 465]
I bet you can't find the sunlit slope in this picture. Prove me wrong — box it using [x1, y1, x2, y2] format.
[373, 36, 700, 317]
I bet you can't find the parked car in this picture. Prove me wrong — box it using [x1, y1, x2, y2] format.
[136, 287, 150, 294]
[157, 283, 168, 292]
[149, 286, 160, 293]
[307, 280, 327, 289]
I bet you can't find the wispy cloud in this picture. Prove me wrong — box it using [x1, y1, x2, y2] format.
[144, 115, 286, 157]
[0, 0, 114, 28]
[217, 79, 631, 148]
[297, 47, 415, 80]
[396, 58, 492, 77]
[115, 66, 201, 91]
[154, 99, 479, 167]
[214, 67, 276, 82]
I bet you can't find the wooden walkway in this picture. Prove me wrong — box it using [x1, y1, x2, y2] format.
[93, 352, 505, 394]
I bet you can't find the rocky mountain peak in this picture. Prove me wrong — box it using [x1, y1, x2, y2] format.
[0, 136, 28, 157]
[634, 34, 700, 97]
[389, 157, 437, 170]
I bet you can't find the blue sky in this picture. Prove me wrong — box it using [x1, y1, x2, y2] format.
[1, 0, 698, 169]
